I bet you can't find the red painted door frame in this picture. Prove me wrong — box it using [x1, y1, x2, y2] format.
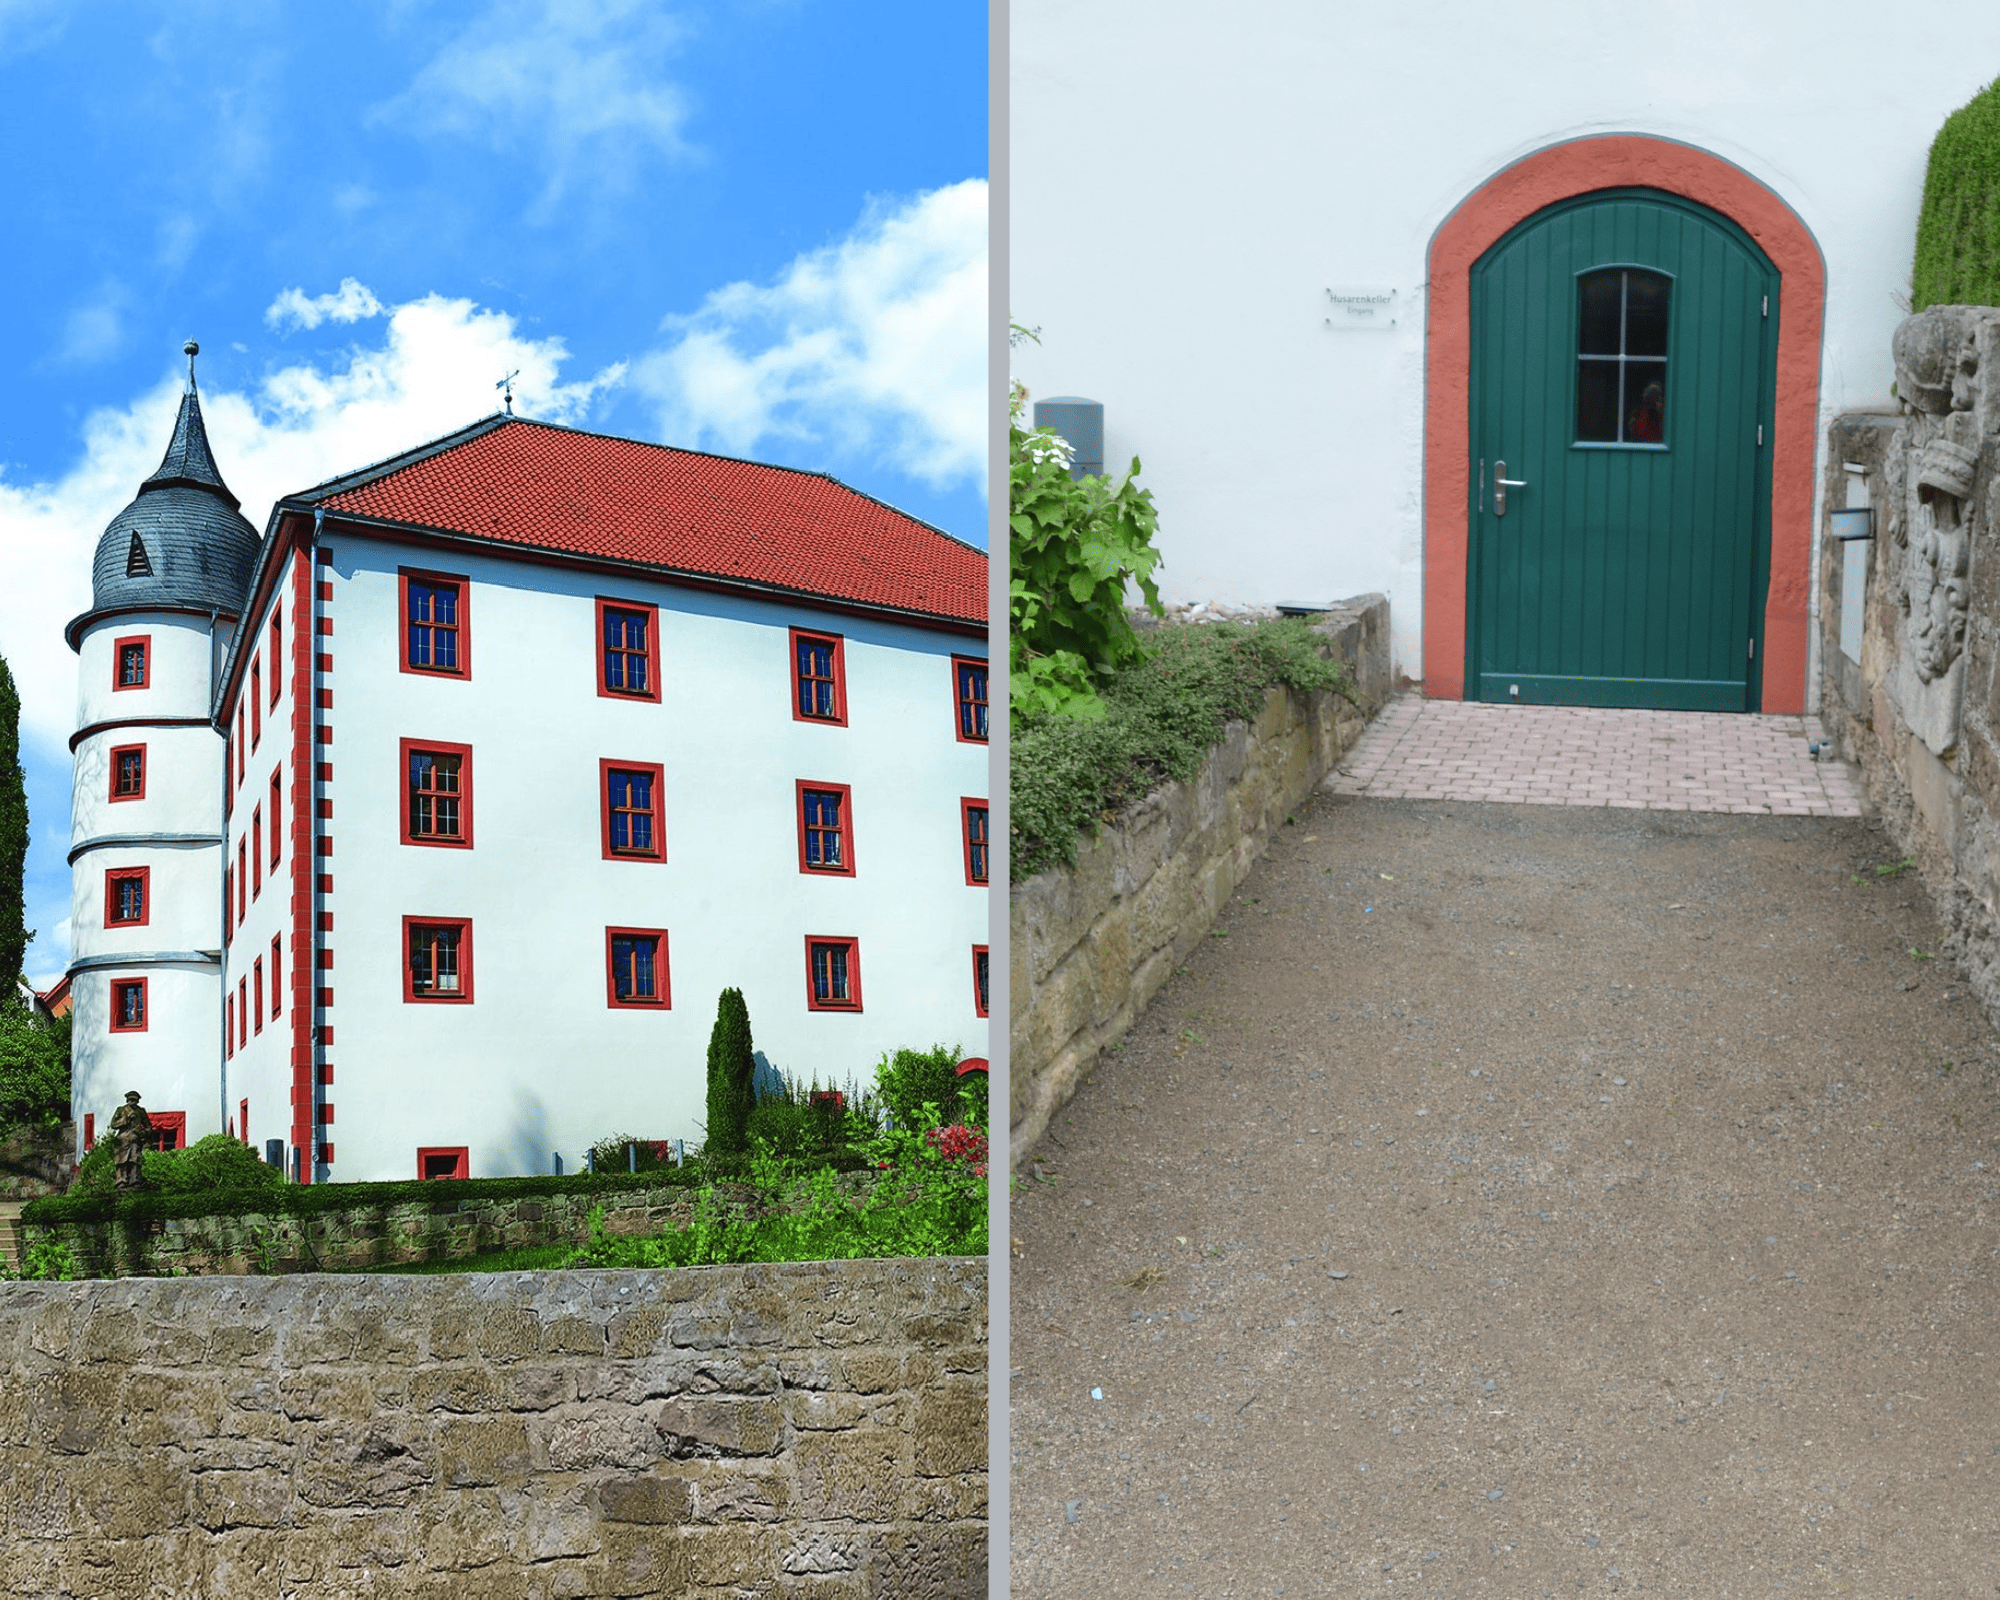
[1424, 135, 1824, 712]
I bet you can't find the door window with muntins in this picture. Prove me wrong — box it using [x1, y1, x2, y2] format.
[1576, 268, 1670, 446]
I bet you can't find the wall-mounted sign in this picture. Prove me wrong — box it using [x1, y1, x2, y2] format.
[1325, 286, 1398, 330]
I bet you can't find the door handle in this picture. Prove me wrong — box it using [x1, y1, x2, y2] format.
[1493, 460, 1528, 517]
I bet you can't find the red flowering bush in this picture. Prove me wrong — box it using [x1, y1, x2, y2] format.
[925, 1122, 989, 1177]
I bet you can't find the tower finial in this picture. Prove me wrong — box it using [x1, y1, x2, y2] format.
[496, 368, 520, 415]
[183, 339, 199, 394]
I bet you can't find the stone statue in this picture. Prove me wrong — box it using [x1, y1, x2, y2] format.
[110, 1091, 151, 1191]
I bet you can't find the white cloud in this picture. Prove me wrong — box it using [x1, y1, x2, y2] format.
[373, 0, 695, 210]
[0, 285, 624, 767]
[630, 180, 987, 490]
[56, 281, 129, 366]
[265, 277, 387, 331]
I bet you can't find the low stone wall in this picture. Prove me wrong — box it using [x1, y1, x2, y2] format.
[0, 1121, 74, 1200]
[1008, 596, 1390, 1167]
[1820, 309, 2000, 1031]
[29, 1178, 817, 1278]
[0, 1259, 986, 1598]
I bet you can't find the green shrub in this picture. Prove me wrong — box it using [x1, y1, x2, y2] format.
[72, 1130, 283, 1199]
[1915, 77, 2000, 311]
[875, 1044, 967, 1131]
[585, 1133, 676, 1174]
[1011, 618, 1354, 882]
[1009, 330, 1165, 721]
[0, 1006, 69, 1134]
[704, 988, 755, 1155]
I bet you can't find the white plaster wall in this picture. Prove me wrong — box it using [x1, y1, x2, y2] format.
[75, 614, 221, 732]
[72, 724, 221, 845]
[314, 536, 988, 1182]
[74, 848, 216, 956]
[1009, 0, 2000, 686]
[69, 964, 222, 1149]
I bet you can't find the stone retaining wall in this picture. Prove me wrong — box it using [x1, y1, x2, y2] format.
[0, 1258, 986, 1598]
[1008, 596, 1390, 1167]
[1820, 311, 2000, 1033]
[28, 1177, 848, 1278]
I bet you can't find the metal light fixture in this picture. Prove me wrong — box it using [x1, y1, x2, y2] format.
[1829, 507, 1874, 541]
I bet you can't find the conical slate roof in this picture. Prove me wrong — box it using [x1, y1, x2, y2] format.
[67, 380, 260, 648]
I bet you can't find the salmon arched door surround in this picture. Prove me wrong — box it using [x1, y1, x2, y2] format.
[1423, 135, 1824, 711]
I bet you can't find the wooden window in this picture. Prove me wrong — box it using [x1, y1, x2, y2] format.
[270, 770, 283, 868]
[600, 760, 666, 861]
[597, 598, 660, 701]
[223, 866, 232, 945]
[237, 839, 247, 924]
[240, 1097, 249, 1147]
[104, 866, 149, 928]
[1576, 267, 1671, 446]
[270, 935, 282, 1021]
[250, 658, 262, 747]
[418, 1147, 468, 1180]
[110, 977, 147, 1033]
[251, 807, 263, 899]
[973, 945, 990, 1017]
[84, 1112, 95, 1149]
[789, 628, 847, 725]
[804, 936, 862, 1012]
[238, 978, 248, 1048]
[269, 616, 283, 705]
[961, 798, 989, 885]
[405, 918, 473, 1003]
[236, 705, 245, 785]
[606, 927, 671, 1008]
[225, 992, 234, 1056]
[952, 656, 989, 743]
[252, 959, 264, 1036]
[401, 740, 473, 848]
[109, 744, 146, 802]
[399, 569, 470, 678]
[797, 782, 855, 876]
[148, 1112, 186, 1153]
[112, 635, 150, 691]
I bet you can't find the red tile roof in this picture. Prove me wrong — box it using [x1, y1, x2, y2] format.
[311, 417, 985, 625]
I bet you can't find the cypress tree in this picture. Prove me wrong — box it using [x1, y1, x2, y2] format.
[1913, 77, 2000, 311]
[0, 653, 26, 1005]
[704, 987, 756, 1154]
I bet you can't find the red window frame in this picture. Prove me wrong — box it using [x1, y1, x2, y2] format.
[84, 1112, 95, 1149]
[251, 806, 263, 898]
[240, 1097, 250, 1146]
[789, 627, 848, 726]
[236, 705, 246, 785]
[112, 634, 150, 691]
[600, 759, 666, 862]
[952, 655, 989, 743]
[110, 976, 148, 1033]
[148, 1111, 186, 1153]
[270, 769, 283, 868]
[252, 958, 264, 1036]
[596, 597, 661, 702]
[399, 567, 471, 679]
[960, 797, 989, 886]
[418, 1147, 469, 1180]
[404, 917, 474, 1003]
[250, 657, 262, 747]
[269, 616, 282, 706]
[796, 781, 856, 876]
[803, 936, 863, 1012]
[109, 743, 146, 802]
[104, 866, 149, 928]
[222, 866, 232, 945]
[270, 934, 282, 1021]
[237, 839, 247, 924]
[238, 978, 248, 1048]
[973, 945, 990, 1017]
[225, 992, 234, 1057]
[400, 739, 474, 849]
[605, 926, 671, 1008]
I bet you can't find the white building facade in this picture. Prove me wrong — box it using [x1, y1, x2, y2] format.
[73, 401, 989, 1183]
[1010, 1, 2000, 714]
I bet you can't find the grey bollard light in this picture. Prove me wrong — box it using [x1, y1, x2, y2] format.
[1033, 396, 1104, 479]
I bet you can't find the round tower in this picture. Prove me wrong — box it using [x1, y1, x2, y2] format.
[65, 343, 259, 1158]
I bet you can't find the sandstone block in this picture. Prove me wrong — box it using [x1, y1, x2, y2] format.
[191, 1466, 293, 1531]
[684, 1522, 778, 1587]
[914, 1383, 986, 1476]
[439, 1415, 531, 1486]
[596, 1471, 692, 1525]
[297, 1419, 434, 1508]
[794, 1426, 903, 1521]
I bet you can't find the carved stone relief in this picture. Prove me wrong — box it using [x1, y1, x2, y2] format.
[1883, 307, 2000, 756]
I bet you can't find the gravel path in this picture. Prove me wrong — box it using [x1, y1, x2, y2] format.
[1009, 794, 2000, 1597]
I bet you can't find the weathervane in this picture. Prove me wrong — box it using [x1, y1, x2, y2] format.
[496, 368, 521, 415]
[183, 339, 199, 393]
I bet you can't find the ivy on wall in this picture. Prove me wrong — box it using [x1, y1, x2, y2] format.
[1915, 77, 2000, 311]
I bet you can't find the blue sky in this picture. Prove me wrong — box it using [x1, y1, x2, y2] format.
[0, 1, 986, 988]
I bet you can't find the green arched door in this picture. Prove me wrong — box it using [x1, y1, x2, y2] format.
[1466, 189, 1778, 710]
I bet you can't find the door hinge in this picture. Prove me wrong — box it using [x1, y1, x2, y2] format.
[1762, 294, 1769, 318]
[1749, 637, 1757, 661]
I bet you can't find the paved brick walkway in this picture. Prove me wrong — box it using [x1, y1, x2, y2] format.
[1327, 695, 1864, 815]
